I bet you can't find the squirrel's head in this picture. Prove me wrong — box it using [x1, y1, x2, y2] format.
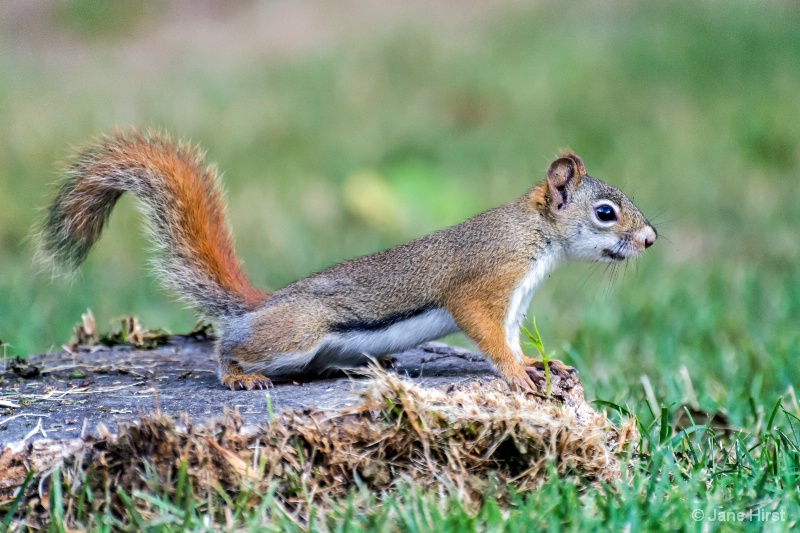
[535, 152, 657, 262]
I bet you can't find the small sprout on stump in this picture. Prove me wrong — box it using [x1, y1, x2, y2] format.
[521, 317, 557, 397]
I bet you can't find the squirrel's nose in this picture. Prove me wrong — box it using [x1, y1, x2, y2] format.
[642, 226, 657, 249]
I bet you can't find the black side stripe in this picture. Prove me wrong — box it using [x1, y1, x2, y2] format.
[331, 303, 438, 333]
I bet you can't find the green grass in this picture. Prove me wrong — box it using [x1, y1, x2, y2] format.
[2, 0, 800, 529]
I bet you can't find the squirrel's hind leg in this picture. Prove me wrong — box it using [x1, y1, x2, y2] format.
[216, 315, 276, 390]
[215, 302, 330, 390]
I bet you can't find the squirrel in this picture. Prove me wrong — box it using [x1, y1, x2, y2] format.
[36, 129, 656, 392]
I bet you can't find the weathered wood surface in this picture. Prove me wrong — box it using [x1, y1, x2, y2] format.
[1, 337, 505, 445]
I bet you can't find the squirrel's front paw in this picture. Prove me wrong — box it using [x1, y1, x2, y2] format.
[523, 359, 582, 402]
[499, 365, 539, 394]
[526, 359, 578, 378]
[221, 371, 274, 391]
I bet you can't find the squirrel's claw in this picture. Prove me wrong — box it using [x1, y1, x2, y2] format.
[222, 371, 274, 391]
[502, 368, 539, 394]
[527, 359, 578, 378]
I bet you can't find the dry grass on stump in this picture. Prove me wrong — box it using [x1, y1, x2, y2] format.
[2, 367, 637, 525]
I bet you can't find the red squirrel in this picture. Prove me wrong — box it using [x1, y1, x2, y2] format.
[36, 129, 656, 391]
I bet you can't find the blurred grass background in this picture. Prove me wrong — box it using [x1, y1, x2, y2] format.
[1, 0, 799, 429]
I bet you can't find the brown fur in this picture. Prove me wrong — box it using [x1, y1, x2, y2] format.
[445, 265, 530, 389]
[237, 304, 329, 361]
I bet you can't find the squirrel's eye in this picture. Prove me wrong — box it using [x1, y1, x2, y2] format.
[595, 204, 617, 223]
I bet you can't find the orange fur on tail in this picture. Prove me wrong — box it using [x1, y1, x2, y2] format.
[36, 129, 267, 317]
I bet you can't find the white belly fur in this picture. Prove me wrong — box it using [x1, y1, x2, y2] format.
[504, 253, 562, 362]
[307, 308, 460, 372]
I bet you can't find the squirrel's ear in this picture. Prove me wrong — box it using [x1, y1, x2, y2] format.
[546, 157, 582, 211]
[561, 152, 586, 177]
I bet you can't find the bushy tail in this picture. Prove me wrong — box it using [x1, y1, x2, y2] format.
[35, 129, 267, 318]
